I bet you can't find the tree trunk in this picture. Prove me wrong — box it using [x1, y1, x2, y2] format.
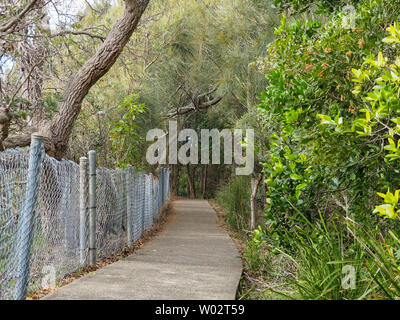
[0, 108, 11, 151]
[169, 164, 180, 197]
[47, 0, 150, 159]
[186, 165, 195, 199]
[1, 0, 150, 158]
[250, 173, 263, 230]
[201, 164, 207, 199]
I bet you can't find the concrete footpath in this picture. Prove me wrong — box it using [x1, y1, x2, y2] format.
[43, 199, 243, 300]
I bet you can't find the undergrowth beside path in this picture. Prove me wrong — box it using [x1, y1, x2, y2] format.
[208, 199, 296, 300]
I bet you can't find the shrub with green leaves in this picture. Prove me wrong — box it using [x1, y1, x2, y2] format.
[108, 94, 146, 167]
[248, 0, 400, 299]
[257, 0, 400, 244]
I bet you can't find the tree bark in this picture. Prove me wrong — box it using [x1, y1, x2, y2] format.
[48, 0, 150, 159]
[0, 108, 11, 151]
[169, 164, 180, 197]
[1, 0, 150, 158]
[250, 173, 263, 230]
[201, 164, 207, 199]
[186, 165, 195, 199]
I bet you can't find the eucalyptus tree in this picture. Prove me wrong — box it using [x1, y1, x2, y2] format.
[0, 0, 150, 159]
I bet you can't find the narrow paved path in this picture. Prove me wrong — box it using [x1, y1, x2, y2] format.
[43, 199, 242, 300]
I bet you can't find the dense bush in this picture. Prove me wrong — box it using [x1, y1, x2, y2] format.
[244, 0, 400, 299]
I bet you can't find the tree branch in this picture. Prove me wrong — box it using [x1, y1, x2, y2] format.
[4, 58, 45, 111]
[0, 0, 39, 34]
[49, 30, 106, 41]
[166, 93, 223, 118]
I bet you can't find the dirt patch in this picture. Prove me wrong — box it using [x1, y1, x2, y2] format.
[28, 199, 176, 300]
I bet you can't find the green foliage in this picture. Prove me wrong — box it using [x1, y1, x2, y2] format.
[140, 0, 278, 121]
[243, 227, 271, 273]
[108, 94, 146, 167]
[351, 224, 400, 299]
[273, 0, 362, 13]
[257, 0, 400, 241]
[244, 0, 400, 299]
[317, 21, 400, 220]
[274, 213, 373, 300]
[374, 189, 400, 220]
[43, 92, 62, 115]
[329, 22, 400, 153]
[11, 0, 399, 300]
[217, 176, 251, 231]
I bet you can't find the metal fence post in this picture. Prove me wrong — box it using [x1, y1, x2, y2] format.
[161, 168, 165, 205]
[88, 150, 97, 265]
[126, 168, 133, 246]
[147, 173, 154, 229]
[167, 169, 170, 198]
[161, 168, 166, 206]
[161, 172, 164, 203]
[14, 134, 44, 300]
[141, 172, 145, 233]
[132, 168, 138, 242]
[79, 157, 88, 266]
[155, 178, 159, 217]
[137, 171, 142, 238]
[144, 174, 148, 230]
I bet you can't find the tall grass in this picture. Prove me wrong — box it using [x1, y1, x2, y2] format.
[217, 179, 400, 299]
[216, 176, 250, 231]
[239, 210, 400, 300]
[271, 211, 376, 300]
[349, 222, 400, 299]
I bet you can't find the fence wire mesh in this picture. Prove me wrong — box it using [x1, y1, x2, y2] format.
[0, 146, 170, 300]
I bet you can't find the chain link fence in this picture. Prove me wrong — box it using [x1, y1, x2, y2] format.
[0, 136, 170, 300]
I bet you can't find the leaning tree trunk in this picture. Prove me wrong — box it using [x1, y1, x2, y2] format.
[48, 0, 150, 159]
[1, 0, 150, 158]
[250, 173, 263, 230]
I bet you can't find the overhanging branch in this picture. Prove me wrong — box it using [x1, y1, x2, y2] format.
[166, 87, 223, 118]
